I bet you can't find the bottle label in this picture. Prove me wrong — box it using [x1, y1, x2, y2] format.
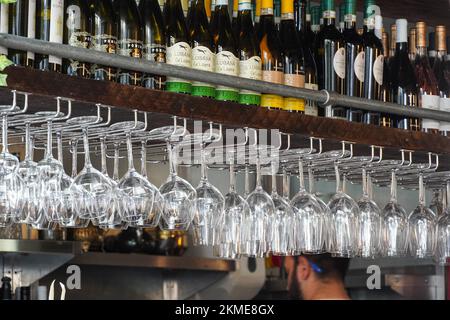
[239, 56, 262, 98]
[166, 42, 192, 93]
[68, 31, 91, 48]
[323, 10, 336, 19]
[304, 83, 319, 116]
[261, 70, 283, 109]
[440, 97, 450, 131]
[191, 45, 215, 97]
[344, 14, 356, 23]
[215, 50, 239, 102]
[354, 51, 365, 82]
[422, 94, 440, 130]
[311, 25, 320, 32]
[373, 55, 384, 86]
[333, 47, 346, 79]
[0, 4, 8, 55]
[144, 44, 166, 62]
[216, 0, 228, 5]
[118, 39, 143, 58]
[92, 34, 117, 53]
[66, 5, 81, 30]
[49, 0, 64, 65]
[284, 74, 305, 111]
[27, 0, 36, 61]
[262, 70, 283, 84]
[238, 0, 252, 11]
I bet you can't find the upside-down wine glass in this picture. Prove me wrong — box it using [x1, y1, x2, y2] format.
[437, 179, 450, 265]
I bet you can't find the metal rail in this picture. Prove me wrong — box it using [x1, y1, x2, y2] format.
[1, 34, 450, 122]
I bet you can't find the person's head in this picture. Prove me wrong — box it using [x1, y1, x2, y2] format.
[285, 254, 350, 300]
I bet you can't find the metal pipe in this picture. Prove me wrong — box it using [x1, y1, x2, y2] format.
[1, 34, 450, 122]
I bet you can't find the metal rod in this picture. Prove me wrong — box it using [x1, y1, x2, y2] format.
[2, 34, 450, 122]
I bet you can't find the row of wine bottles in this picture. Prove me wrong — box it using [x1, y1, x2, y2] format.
[1, 0, 450, 134]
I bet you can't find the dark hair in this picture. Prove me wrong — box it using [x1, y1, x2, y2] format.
[301, 253, 350, 282]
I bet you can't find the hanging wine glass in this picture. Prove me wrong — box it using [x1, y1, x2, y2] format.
[437, 179, 450, 265]
[63, 138, 89, 228]
[192, 147, 225, 246]
[308, 165, 331, 253]
[290, 159, 324, 254]
[71, 126, 113, 221]
[135, 139, 163, 228]
[0, 113, 19, 177]
[381, 169, 408, 257]
[159, 139, 196, 231]
[357, 168, 382, 258]
[242, 154, 274, 258]
[270, 163, 294, 256]
[16, 123, 39, 224]
[327, 162, 360, 257]
[117, 131, 156, 224]
[408, 172, 437, 259]
[37, 119, 64, 223]
[214, 153, 248, 259]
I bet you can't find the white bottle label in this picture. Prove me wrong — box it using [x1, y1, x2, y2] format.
[333, 47, 345, 79]
[239, 55, 261, 95]
[0, 4, 8, 55]
[422, 94, 440, 130]
[49, 0, 64, 65]
[192, 45, 215, 87]
[373, 54, 384, 86]
[439, 97, 450, 131]
[27, 0, 36, 61]
[216, 0, 228, 5]
[66, 5, 81, 30]
[216, 50, 239, 91]
[354, 51, 365, 82]
[166, 41, 191, 84]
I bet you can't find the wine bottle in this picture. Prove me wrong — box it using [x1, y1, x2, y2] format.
[189, 0, 215, 98]
[158, 0, 165, 11]
[0, 4, 8, 57]
[316, 0, 345, 119]
[389, 23, 396, 63]
[209, 0, 216, 33]
[186, 0, 194, 30]
[181, 0, 189, 17]
[205, 0, 212, 22]
[379, 31, 392, 127]
[338, 3, 344, 33]
[391, 19, 419, 131]
[343, 0, 363, 122]
[90, 0, 118, 82]
[414, 22, 440, 134]
[7, 0, 28, 66]
[113, 0, 143, 86]
[408, 27, 416, 62]
[139, 0, 166, 90]
[361, 0, 382, 125]
[35, 0, 64, 72]
[310, 5, 320, 34]
[213, 0, 239, 102]
[254, 0, 261, 34]
[259, 0, 284, 109]
[165, 0, 192, 94]
[433, 26, 450, 135]
[26, 1, 36, 67]
[428, 31, 436, 67]
[63, 0, 91, 77]
[280, 0, 304, 113]
[237, 0, 262, 105]
[273, 0, 281, 30]
[232, 0, 238, 39]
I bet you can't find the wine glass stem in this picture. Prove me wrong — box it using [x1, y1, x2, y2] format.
[446, 180, 450, 211]
[100, 137, 107, 176]
[71, 139, 77, 178]
[113, 143, 120, 182]
[256, 156, 262, 188]
[335, 163, 341, 193]
[244, 165, 250, 197]
[390, 170, 397, 202]
[200, 147, 207, 181]
[308, 166, 315, 194]
[167, 141, 177, 177]
[127, 132, 134, 171]
[271, 161, 277, 195]
[419, 172, 425, 206]
[298, 159, 305, 192]
[362, 167, 368, 197]
[57, 131, 64, 163]
[45, 120, 53, 159]
[30, 135, 35, 162]
[229, 158, 236, 193]
[141, 141, 147, 178]
[1, 114, 8, 154]
[24, 122, 32, 161]
[82, 128, 91, 168]
[283, 167, 289, 199]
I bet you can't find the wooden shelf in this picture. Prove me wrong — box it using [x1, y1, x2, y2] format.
[71, 252, 236, 272]
[3, 66, 450, 157]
